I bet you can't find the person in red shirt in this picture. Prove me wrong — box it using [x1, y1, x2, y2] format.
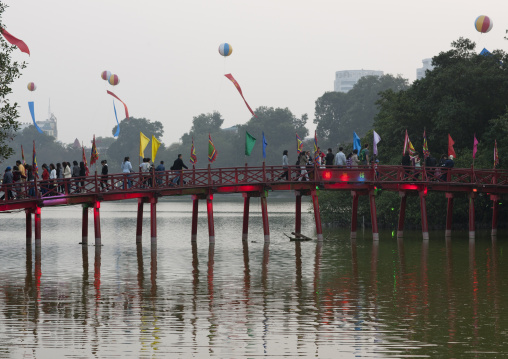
[41, 164, 50, 195]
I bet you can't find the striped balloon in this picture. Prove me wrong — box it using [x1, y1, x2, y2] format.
[101, 70, 111, 81]
[108, 74, 120, 86]
[27, 82, 36, 91]
[218, 43, 233, 57]
[475, 15, 493, 33]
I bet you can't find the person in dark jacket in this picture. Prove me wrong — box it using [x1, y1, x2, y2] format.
[401, 151, 411, 180]
[79, 162, 86, 192]
[1, 167, 13, 200]
[171, 154, 188, 185]
[155, 161, 165, 186]
[100, 160, 109, 191]
[425, 155, 437, 180]
[325, 148, 334, 167]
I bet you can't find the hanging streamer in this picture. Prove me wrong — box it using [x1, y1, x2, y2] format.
[224, 74, 257, 118]
[113, 100, 120, 137]
[106, 90, 129, 120]
[1, 28, 30, 55]
[28, 102, 43, 133]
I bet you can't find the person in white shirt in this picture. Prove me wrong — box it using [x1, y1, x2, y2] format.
[121, 157, 133, 189]
[334, 147, 347, 166]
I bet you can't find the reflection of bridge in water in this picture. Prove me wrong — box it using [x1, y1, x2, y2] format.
[2, 164, 507, 245]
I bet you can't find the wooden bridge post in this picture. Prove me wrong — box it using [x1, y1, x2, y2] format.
[369, 189, 379, 241]
[419, 190, 429, 240]
[150, 197, 157, 243]
[94, 201, 101, 246]
[206, 193, 215, 243]
[351, 191, 359, 239]
[34, 206, 41, 246]
[25, 209, 32, 245]
[82, 204, 89, 244]
[260, 190, 270, 242]
[445, 193, 453, 237]
[295, 191, 302, 235]
[311, 190, 323, 241]
[469, 193, 476, 240]
[491, 194, 500, 237]
[242, 193, 250, 241]
[191, 195, 199, 242]
[136, 198, 143, 243]
[397, 192, 407, 238]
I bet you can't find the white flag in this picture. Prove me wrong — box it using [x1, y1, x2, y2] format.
[373, 130, 381, 155]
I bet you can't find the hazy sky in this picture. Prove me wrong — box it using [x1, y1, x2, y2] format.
[4, 0, 508, 146]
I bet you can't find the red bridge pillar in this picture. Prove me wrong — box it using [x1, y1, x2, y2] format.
[351, 191, 359, 239]
[311, 190, 323, 241]
[295, 191, 302, 235]
[260, 191, 270, 242]
[445, 193, 453, 237]
[191, 195, 199, 242]
[82, 204, 89, 244]
[369, 189, 379, 241]
[207, 193, 215, 243]
[397, 192, 407, 238]
[25, 209, 32, 245]
[419, 189, 429, 240]
[34, 206, 41, 247]
[94, 201, 101, 246]
[469, 193, 476, 240]
[136, 198, 144, 243]
[242, 193, 250, 241]
[150, 197, 157, 244]
[491, 194, 500, 237]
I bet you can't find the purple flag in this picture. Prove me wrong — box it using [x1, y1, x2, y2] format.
[473, 134, 479, 159]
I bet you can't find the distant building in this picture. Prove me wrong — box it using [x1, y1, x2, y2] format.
[17, 107, 58, 139]
[416, 58, 434, 80]
[334, 70, 384, 93]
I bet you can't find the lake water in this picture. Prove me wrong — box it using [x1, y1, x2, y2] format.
[0, 194, 507, 358]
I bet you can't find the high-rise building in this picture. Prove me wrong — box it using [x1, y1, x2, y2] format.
[416, 58, 434, 80]
[334, 70, 384, 93]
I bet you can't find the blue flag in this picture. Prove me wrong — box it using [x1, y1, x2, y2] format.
[262, 131, 268, 159]
[113, 100, 120, 137]
[28, 102, 43, 134]
[353, 132, 361, 152]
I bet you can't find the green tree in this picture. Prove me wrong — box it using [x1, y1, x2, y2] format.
[0, 2, 27, 162]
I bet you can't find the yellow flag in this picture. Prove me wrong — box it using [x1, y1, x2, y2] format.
[140, 132, 150, 158]
[152, 136, 161, 162]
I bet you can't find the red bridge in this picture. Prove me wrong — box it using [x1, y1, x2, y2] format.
[2, 164, 507, 245]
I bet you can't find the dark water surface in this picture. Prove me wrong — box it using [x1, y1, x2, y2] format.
[0, 196, 507, 358]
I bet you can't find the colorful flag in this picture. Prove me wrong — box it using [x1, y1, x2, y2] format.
[82, 143, 89, 176]
[190, 137, 197, 164]
[296, 133, 303, 154]
[353, 132, 361, 153]
[21, 145, 26, 166]
[473, 134, 479, 159]
[423, 130, 430, 158]
[245, 131, 256, 156]
[313, 130, 319, 160]
[262, 132, 268, 159]
[28, 102, 43, 134]
[403, 130, 416, 156]
[1, 28, 30, 55]
[448, 134, 456, 158]
[494, 140, 499, 168]
[139, 132, 150, 158]
[224, 74, 257, 118]
[32, 141, 38, 179]
[208, 134, 217, 163]
[107, 90, 129, 120]
[373, 130, 381, 156]
[152, 136, 161, 162]
[90, 135, 99, 166]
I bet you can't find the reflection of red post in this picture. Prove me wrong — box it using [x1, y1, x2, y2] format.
[369, 189, 379, 241]
[82, 204, 88, 244]
[136, 198, 143, 243]
[469, 193, 475, 240]
[150, 197, 157, 243]
[25, 209, 32, 245]
[34, 206, 41, 246]
[191, 195, 199, 242]
[397, 192, 407, 238]
[94, 201, 101, 246]
[207, 193, 215, 243]
[260, 191, 270, 242]
[351, 191, 359, 239]
[445, 193, 453, 237]
[491, 194, 499, 237]
[419, 190, 429, 240]
[295, 191, 302, 235]
[242, 193, 250, 241]
[311, 190, 323, 241]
